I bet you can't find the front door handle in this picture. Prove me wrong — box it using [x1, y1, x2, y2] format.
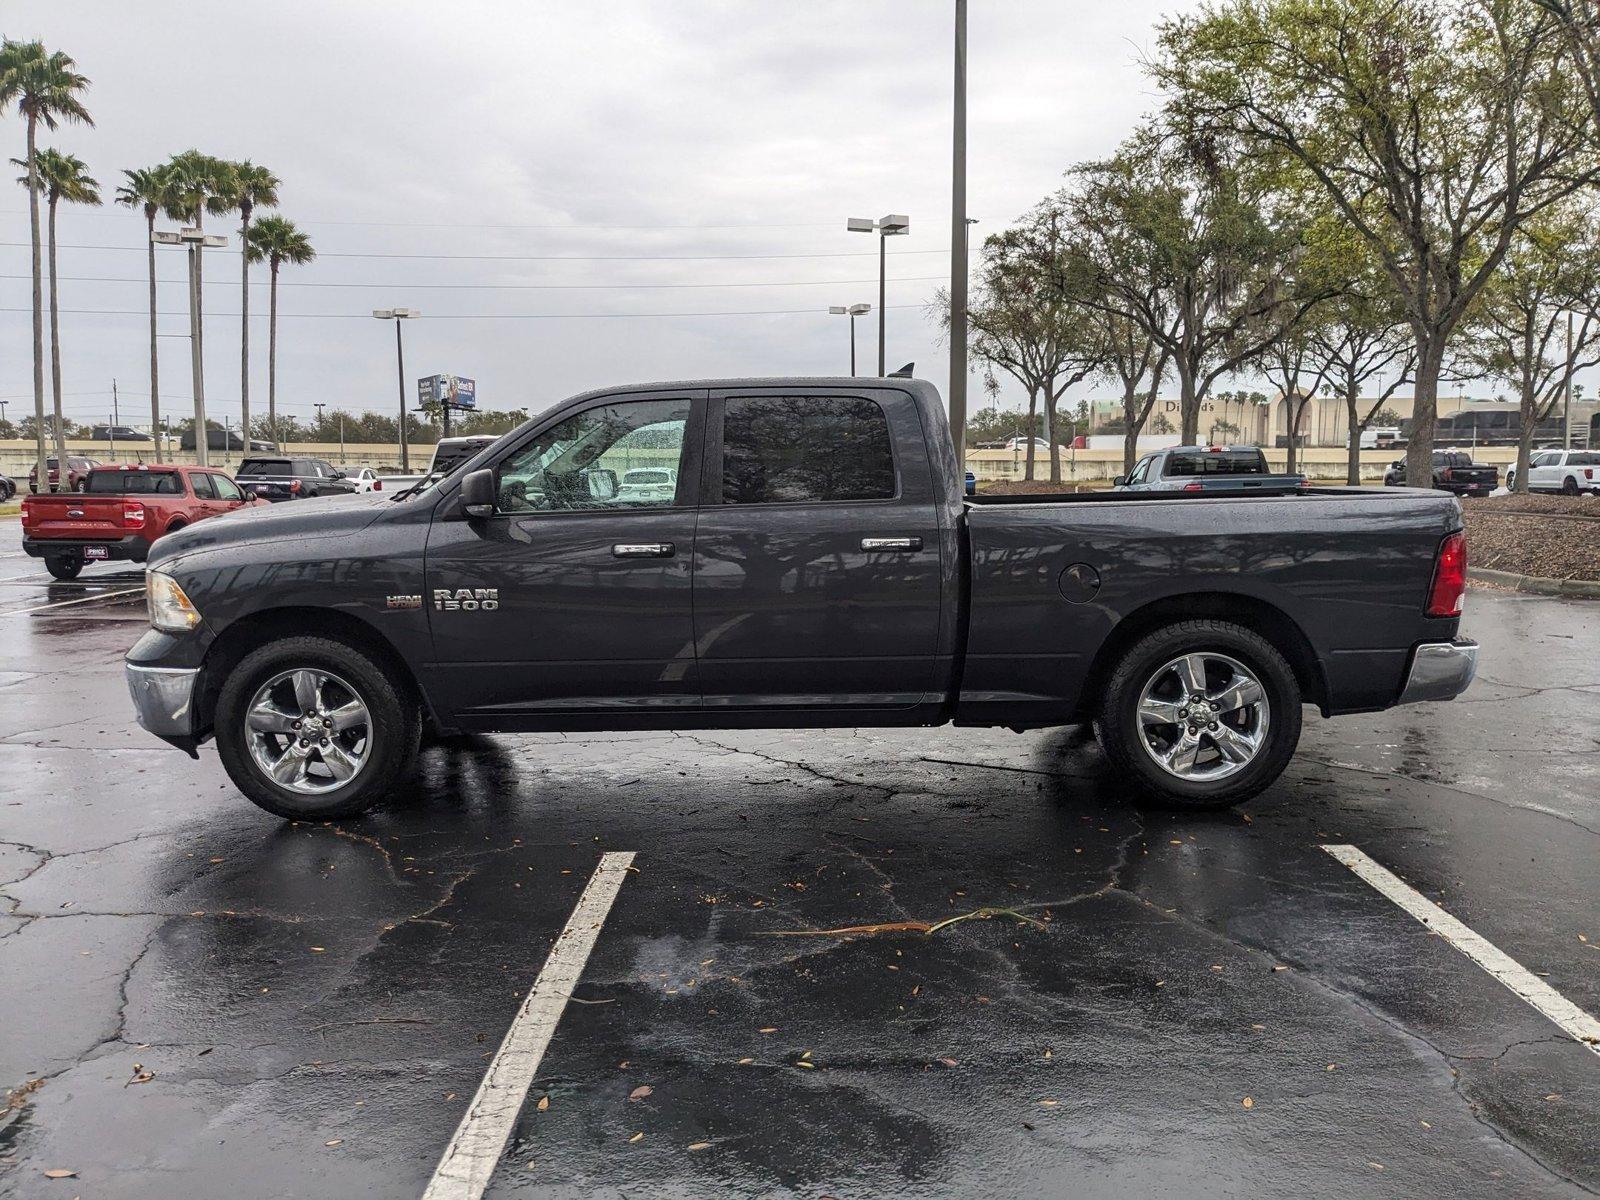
[612, 542, 675, 558]
[861, 536, 923, 552]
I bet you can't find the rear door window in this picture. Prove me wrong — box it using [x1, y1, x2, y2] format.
[720, 395, 896, 504]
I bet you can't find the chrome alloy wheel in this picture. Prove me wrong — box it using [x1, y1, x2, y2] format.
[245, 668, 371, 794]
[1134, 652, 1270, 782]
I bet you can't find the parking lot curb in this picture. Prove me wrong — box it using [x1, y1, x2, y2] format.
[1471, 566, 1600, 599]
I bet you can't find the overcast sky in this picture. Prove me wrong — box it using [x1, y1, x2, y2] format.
[1, 0, 1199, 432]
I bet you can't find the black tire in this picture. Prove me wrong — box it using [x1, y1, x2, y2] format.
[214, 636, 420, 820]
[1094, 619, 1302, 811]
[1562, 476, 1581, 496]
[44, 552, 83, 581]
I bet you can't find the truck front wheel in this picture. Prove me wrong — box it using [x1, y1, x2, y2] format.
[215, 636, 420, 820]
[1094, 619, 1302, 810]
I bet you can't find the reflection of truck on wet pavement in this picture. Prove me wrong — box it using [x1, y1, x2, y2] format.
[124, 377, 1477, 821]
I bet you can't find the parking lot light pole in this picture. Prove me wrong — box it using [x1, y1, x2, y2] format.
[949, 0, 969, 471]
[154, 228, 228, 467]
[848, 214, 909, 375]
[828, 303, 872, 375]
[373, 309, 420, 470]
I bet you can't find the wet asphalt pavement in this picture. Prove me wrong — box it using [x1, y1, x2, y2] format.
[0, 539, 1597, 1198]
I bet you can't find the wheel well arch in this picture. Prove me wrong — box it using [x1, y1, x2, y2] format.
[1078, 592, 1329, 717]
[194, 607, 432, 737]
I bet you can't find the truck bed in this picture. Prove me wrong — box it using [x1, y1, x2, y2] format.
[957, 487, 1462, 725]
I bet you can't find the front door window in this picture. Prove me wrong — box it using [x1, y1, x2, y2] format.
[495, 399, 689, 514]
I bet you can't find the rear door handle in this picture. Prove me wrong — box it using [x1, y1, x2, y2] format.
[861, 536, 923, 552]
[612, 542, 675, 558]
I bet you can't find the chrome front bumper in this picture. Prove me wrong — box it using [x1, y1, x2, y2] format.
[126, 662, 199, 739]
[1398, 639, 1479, 704]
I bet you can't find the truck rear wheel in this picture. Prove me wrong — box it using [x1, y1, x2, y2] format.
[1094, 619, 1301, 810]
[45, 552, 83, 581]
[214, 636, 420, 820]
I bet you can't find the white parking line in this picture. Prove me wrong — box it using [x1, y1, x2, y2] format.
[1323, 845, 1600, 1056]
[0, 587, 144, 618]
[422, 850, 636, 1200]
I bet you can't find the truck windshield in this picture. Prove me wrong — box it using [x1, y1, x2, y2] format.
[1165, 450, 1269, 476]
[237, 460, 290, 477]
[85, 471, 181, 495]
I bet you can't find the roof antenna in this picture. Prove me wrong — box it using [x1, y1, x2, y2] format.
[888, 362, 916, 378]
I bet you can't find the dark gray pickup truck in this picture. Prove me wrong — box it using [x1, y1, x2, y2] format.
[126, 378, 1477, 820]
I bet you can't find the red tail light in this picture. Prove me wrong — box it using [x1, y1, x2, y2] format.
[372, 479, 382, 491]
[1586, 469, 1594, 481]
[1439, 468, 1454, 481]
[289, 480, 302, 494]
[1182, 482, 1204, 492]
[1426, 531, 1467, 617]
[122, 503, 146, 529]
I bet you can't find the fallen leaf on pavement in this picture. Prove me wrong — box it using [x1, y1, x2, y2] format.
[43, 1168, 76, 1179]
[536, 1096, 550, 1112]
[688, 1142, 712, 1151]
[629, 1132, 644, 1143]
[629, 1085, 653, 1101]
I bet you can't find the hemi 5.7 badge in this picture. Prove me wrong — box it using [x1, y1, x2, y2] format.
[434, 588, 499, 612]
[385, 594, 422, 610]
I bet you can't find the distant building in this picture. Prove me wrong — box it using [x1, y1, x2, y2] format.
[1088, 392, 1599, 448]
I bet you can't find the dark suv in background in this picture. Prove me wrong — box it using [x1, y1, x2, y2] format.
[235, 456, 358, 502]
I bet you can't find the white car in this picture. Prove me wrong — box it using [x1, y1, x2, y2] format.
[351, 467, 383, 493]
[616, 467, 678, 502]
[1506, 449, 1600, 495]
[1004, 437, 1053, 451]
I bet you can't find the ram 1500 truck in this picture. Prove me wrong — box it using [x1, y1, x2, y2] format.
[125, 378, 1478, 821]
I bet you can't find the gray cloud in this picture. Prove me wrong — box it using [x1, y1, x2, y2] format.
[2, 0, 1189, 432]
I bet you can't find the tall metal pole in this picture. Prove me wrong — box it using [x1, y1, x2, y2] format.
[1564, 310, 1574, 450]
[877, 234, 887, 376]
[188, 244, 208, 467]
[395, 318, 410, 471]
[948, 0, 970, 468]
[850, 312, 858, 376]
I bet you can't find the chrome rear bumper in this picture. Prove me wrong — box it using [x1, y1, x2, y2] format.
[1398, 639, 1479, 704]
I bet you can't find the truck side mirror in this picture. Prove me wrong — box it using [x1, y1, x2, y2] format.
[460, 468, 497, 518]
[585, 468, 618, 502]
[1113, 475, 1128, 487]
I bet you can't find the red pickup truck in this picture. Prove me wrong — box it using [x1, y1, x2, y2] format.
[21, 464, 263, 579]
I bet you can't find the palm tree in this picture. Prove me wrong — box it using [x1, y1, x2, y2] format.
[115, 164, 173, 461]
[0, 40, 92, 494]
[16, 150, 101, 469]
[217, 161, 279, 448]
[245, 216, 315, 446]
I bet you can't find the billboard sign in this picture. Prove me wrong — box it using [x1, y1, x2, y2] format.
[417, 374, 478, 410]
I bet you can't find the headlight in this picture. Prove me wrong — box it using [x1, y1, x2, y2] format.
[147, 570, 202, 632]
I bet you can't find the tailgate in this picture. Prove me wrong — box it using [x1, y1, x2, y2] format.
[24, 495, 131, 539]
[242, 477, 297, 498]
